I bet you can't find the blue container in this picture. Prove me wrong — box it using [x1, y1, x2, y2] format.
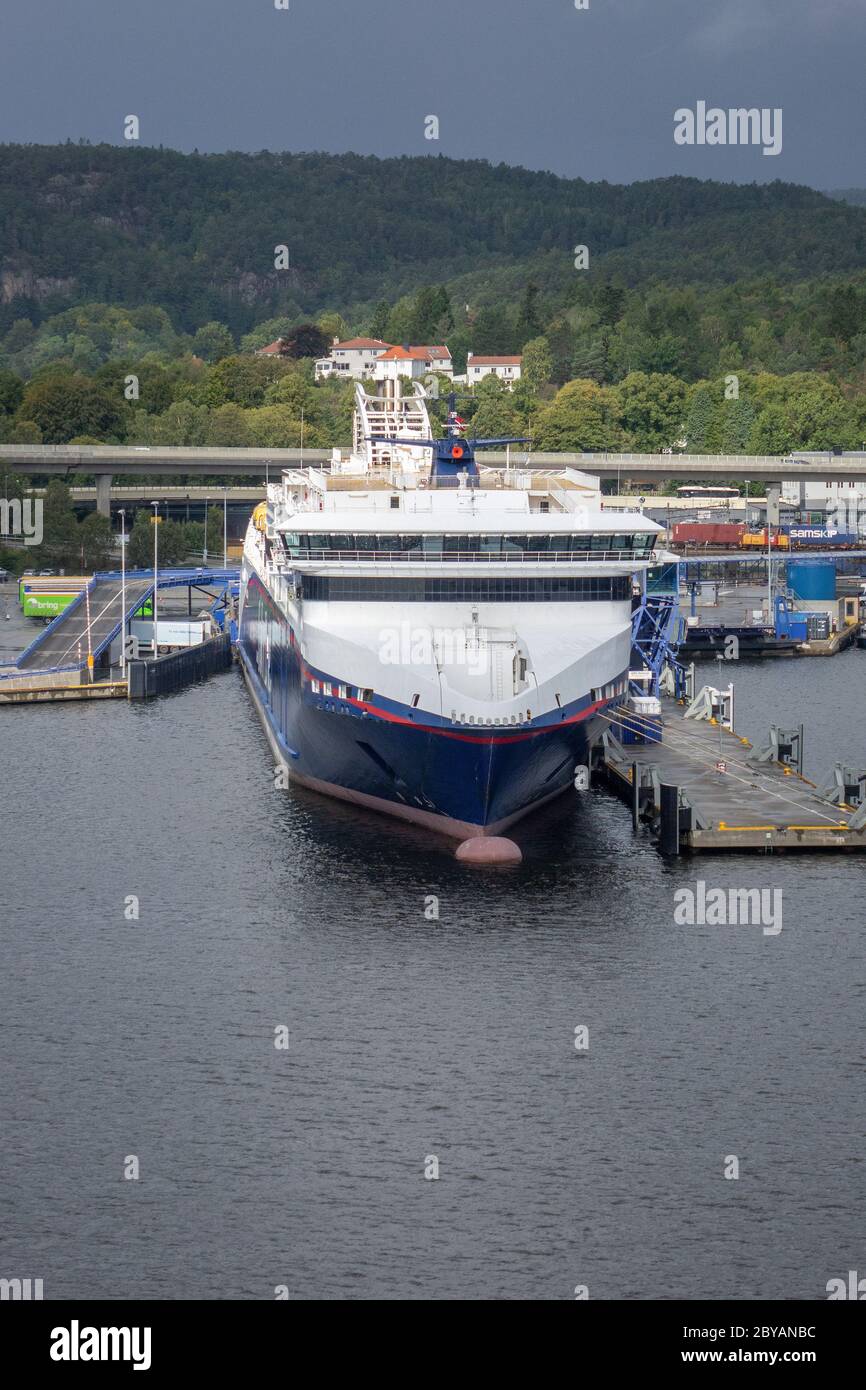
[787, 560, 836, 601]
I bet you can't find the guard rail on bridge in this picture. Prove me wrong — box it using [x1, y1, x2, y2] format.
[4, 443, 866, 486]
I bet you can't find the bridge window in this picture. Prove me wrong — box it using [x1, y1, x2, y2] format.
[287, 531, 655, 556]
[300, 575, 632, 602]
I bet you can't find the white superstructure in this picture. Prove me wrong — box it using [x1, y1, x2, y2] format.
[238, 380, 665, 836]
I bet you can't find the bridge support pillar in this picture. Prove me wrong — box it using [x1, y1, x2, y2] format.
[766, 484, 781, 527]
[95, 474, 112, 518]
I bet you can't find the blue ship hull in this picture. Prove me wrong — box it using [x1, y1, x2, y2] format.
[239, 571, 621, 838]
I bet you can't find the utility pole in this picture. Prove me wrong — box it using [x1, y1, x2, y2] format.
[151, 500, 160, 652]
[119, 508, 127, 675]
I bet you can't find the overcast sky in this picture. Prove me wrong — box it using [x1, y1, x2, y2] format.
[0, 0, 863, 188]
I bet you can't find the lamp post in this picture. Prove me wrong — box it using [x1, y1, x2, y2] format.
[222, 487, 228, 569]
[203, 493, 209, 567]
[151, 500, 160, 653]
[119, 508, 127, 674]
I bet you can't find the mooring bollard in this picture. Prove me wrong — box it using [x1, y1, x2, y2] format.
[660, 783, 681, 856]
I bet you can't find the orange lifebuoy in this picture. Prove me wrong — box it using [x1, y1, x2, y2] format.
[451, 445, 464, 459]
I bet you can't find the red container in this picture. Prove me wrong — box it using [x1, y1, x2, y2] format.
[672, 522, 744, 547]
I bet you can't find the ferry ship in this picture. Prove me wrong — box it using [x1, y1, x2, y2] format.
[238, 379, 662, 839]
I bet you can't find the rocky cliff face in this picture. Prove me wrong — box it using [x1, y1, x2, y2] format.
[0, 268, 77, 304]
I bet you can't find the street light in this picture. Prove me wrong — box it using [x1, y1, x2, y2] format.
[203, 493, 209, 567]
[222, 487, 228, 569]
[119, 508, 127, 675]
[151, 500, 160, 654]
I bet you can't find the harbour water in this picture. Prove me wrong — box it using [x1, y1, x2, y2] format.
[0, 652, 863, 1299]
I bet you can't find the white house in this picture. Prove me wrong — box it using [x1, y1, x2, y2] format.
[314, 337, 392, 382]
[373, 345, 453, 384]
[781, 474, 866, 529]
[467, 354, 523, 389]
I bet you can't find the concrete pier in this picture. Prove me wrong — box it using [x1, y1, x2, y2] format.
[600, 695, 866, 852]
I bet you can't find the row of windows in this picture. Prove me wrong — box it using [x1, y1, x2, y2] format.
[300, 576, 632, 602]
[284, 532, 655, 556]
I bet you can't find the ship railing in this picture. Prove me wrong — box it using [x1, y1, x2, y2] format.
[283, 548, 655, 564]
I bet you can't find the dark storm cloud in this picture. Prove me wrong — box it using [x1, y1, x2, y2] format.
[0, 0, 863, 187]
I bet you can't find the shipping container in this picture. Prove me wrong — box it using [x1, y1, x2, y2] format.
[671, 522, 745, 547]
[788, 527, 859, 547]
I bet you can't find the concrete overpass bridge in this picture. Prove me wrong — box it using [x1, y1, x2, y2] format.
[3, 443, 865, 514]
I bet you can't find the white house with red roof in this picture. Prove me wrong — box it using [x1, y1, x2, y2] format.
[372, 344, 453, 383]
[467, 353, 523, 388]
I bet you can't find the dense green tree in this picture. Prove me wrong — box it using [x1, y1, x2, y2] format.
[749, 403, 794, 454]
[128, 510, 158, 569]
[193, 322, 235, 363]
[520, 337, 553, 392]
[0, 418, 42, 443]
[155, 519, 191, 565]
[534, 380, 623, 451]
[17, 372, 127, 444]
[204, 354, 292, 408]
[384, 295, 416, 346]
[469, 378, 521, 439]
[823, 285, 864, 343]
[515, 281, 542, 344]
[317, 311, 349, 342]
[595, 281, 626, 328]
[32, 480, 80, 569]
[205, 403, 252, 447]
[467, 304, 514, 356]
[245, 405, 304, 448]
[571, 337, 609, 384]
[94, 360, 174, 414]
[78, 512, 113, 571]
[204, 506, 225, 561]
[614, 372, 686, 452]
[408, 286, 452, 343]
[545, 317, 578, 385]
[3, 319, 36, 355]
[369, 301, 391, 340]
[720, 396, 756, 453]
[130, 399, 209, 446]
[684, 384, 721, 452]
[0, 368, 24, 415]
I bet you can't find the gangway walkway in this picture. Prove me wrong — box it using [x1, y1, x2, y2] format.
[18, 576, 153, 672]
[3, 568, 238, 677]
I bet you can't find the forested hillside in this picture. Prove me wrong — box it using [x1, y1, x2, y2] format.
[3, 143, 866, 334]
[829, 189, 866, 208]
[2, 144, 866, 480]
